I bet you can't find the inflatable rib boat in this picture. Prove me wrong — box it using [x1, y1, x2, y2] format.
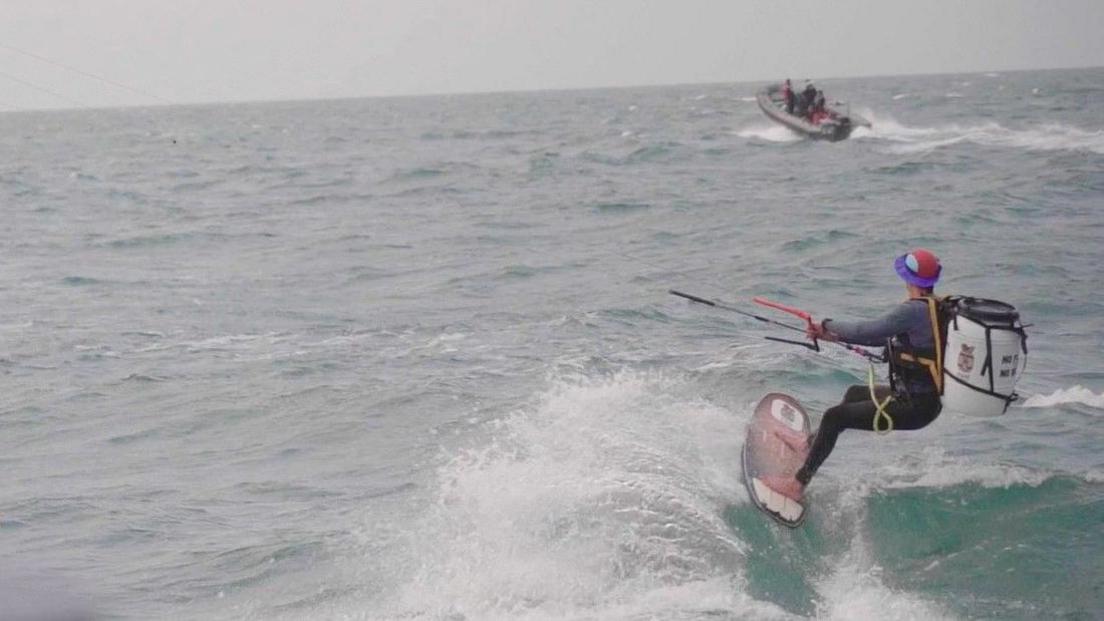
[756, 84, 871, 142]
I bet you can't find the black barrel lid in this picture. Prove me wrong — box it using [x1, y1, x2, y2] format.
[955, 297, 1020, 324]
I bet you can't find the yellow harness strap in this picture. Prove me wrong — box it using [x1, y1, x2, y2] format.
[927, 296, 944, 393]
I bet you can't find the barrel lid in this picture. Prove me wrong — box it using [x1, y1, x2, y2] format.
[955, 297, 1019, 324]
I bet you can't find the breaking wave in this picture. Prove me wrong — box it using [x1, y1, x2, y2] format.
[879, 447, 1052, 488]
[1022, 385, 1104, 409]
[355, 369, 1103, 620]
[374, 372, 762, 620]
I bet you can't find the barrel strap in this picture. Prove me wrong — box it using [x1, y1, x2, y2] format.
[926, 296, 944, 392]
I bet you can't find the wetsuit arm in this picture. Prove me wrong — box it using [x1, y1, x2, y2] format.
[822, 303, 916, 347]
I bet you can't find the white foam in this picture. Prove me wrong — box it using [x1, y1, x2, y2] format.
[853, 112, 1104, 155]
[1022, 385, 1104, 409]
[892, 93, 910, 100]
[814, 554, 955, 621]
[376, 371, 766, 619]
[738, 96, 758, 102]
[735, 124, 801, 142]
[178, 332, 284, 351]
[354, 372, 1024, 619]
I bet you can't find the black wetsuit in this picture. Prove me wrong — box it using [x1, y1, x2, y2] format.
[795, 298, 943, 485]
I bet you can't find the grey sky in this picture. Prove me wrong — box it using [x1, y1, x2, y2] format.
[3, 0, 1104, 110]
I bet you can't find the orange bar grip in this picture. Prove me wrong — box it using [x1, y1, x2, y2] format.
[753, 297, 812, 323]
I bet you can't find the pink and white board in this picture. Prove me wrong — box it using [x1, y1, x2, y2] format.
[742, 393, 812, 527]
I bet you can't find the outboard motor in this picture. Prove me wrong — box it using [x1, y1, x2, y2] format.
[833, 116, 852, 140]
[941, 297, 1027, 416]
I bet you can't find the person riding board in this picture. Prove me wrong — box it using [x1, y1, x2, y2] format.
[763, 249, 946, 500]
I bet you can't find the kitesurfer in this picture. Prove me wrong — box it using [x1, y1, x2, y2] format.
[764, 249, 946, 500]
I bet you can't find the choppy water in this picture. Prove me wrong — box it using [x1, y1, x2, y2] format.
[2, 67, 1103, 620]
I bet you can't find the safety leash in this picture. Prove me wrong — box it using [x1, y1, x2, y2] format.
[867, 363, 894, 433]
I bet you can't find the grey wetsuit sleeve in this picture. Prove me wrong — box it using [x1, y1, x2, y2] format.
[823, 303, 918, 346]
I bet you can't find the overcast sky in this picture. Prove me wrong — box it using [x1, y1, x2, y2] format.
[3, 0, 1104, 110]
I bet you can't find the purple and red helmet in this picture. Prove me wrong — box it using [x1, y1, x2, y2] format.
[895, 249, 942, 288]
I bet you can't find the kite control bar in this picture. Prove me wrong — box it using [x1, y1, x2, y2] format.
[753, 296, 884, 362]
[671, 290, 883, 362]
[669, 290, 806, 334]
[751, 296, 822, 352]
[670, 289, 819, 352]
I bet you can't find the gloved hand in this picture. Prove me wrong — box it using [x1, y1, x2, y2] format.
[806, 319, 838, 342]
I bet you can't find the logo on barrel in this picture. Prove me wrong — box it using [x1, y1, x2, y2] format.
[957, 344, 975, 374]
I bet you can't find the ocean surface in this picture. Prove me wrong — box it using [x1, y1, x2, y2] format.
[2, 67, 1103, 620]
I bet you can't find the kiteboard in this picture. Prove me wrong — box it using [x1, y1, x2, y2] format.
[742, 393, 813, 527]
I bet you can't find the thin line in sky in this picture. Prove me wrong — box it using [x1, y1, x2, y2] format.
[0, 68, 86, 107]
[0, 41, 171, 104]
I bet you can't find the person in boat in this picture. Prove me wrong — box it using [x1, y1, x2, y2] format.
[809, 90, 828, 124]
[782, 79, 795, 114]
[793, 94, 807, 118]
[800, 82, 817, 117]
[764, 249, 946, 500]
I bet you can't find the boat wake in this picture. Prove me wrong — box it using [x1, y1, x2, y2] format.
[851, 112, 1104, 155]
[735, 125, 802, 143]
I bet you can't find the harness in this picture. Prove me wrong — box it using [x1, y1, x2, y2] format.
[887, 295, 946, 396]
[872, 296, 947, 432]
